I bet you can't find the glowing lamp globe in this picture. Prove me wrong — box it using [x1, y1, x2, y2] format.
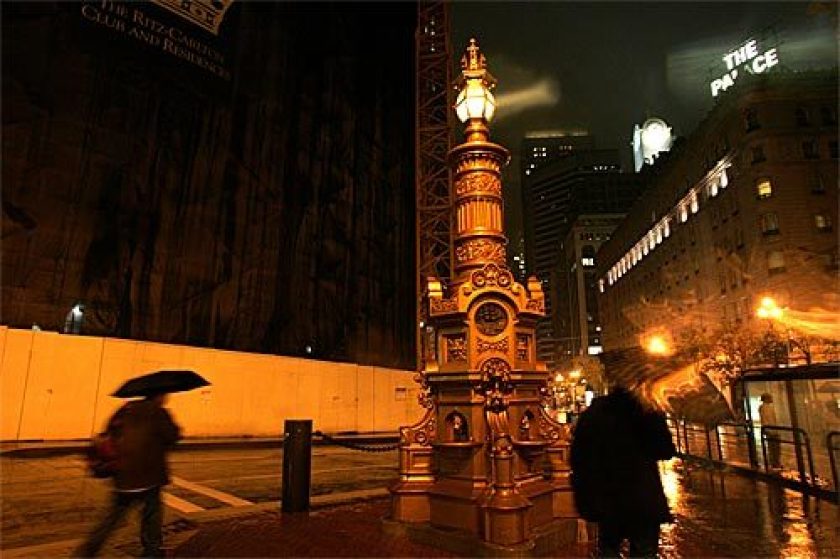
[455, 79, 496, 123]
[640, 119, 672, 153]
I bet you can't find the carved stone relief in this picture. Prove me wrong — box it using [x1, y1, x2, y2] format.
[477, 337, 509, 354]
[516, 334, 530, 361]
[455, 172, 501, 196]
[455, 238, 506, 265]
[446, 334, 467, 362]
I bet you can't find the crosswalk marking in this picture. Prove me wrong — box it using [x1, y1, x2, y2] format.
[171, 476, 253, 507]
[162, 491, 205, 513]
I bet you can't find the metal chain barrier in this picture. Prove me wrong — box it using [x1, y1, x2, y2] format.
[313, 430, 401, 453]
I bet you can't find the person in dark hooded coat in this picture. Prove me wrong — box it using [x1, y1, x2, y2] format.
[570, 384, 676, 558]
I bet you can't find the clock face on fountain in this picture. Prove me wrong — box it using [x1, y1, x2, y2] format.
[475, 302, 508, 337]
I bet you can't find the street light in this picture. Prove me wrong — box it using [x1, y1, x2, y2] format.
[756, 296, 783, 320]
[454, 38, 497, 142]
[645, 334, 672, 356]
[63, 302, 85, 334]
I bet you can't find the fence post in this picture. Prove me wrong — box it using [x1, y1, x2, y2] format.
[760, 426, 769, 471]
[828, 432, 839, 502]
[705, 426, 713, 462]
[282, 419, 312, 513]
[746, 422, 758, 469]
[792, 428, 808, 486]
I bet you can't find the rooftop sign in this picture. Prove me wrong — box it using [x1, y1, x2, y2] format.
[710, 38, 779, 97]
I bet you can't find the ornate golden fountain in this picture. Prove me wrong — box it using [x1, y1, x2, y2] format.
[389, 39, 576, 553]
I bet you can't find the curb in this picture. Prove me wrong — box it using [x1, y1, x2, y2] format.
[1, 434, 400, 458]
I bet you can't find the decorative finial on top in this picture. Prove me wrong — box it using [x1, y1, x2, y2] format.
[462, 38, 487, 72]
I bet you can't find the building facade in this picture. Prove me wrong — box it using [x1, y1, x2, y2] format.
[521, 146, 644, 367]
[2, 2, 417, 368]
[555, 214, 625, 359]
[596, 70, 838, 354]
[520, 131, 593, 271]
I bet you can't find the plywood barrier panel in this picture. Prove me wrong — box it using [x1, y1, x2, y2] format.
[0, 329, 34, 440]
[17, 332, 102, 440]
[0, 329, 417, 440]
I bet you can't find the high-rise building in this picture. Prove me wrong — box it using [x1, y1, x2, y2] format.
[597, 70, 838, 355]
[509, 232, 528, 284]
[555, 214, 626, 360]
[521, 145, 644, 368]
[1, 2, 417, 368]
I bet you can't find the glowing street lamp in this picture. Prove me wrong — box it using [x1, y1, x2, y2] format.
[756, 296, 784, 320]
[454, 38, 497, 142]
[63, 302, 85, 334]
[645, 335, 671, 356]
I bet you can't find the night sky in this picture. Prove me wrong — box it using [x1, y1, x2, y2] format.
[451, 1, 837, 236]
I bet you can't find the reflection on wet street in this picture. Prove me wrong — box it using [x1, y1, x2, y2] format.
[659, 459, 839, 558]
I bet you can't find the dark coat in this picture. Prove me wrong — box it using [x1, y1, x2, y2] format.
[107, 400, 181, 490]
[570, 388, 676, 525]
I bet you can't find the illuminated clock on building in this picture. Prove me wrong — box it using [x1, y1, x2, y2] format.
[475, 302, 508, 336]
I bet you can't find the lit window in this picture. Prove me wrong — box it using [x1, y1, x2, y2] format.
[815, 214, 833, 231]
[690, 193, 699, 214]
[756, 179, 772, 199]
[720, 168, 729, 188]
[582, 257, 595, 267]
[761, 212, 780, 235]
[598, 280, 605, 293]
[655, 227, 663, 244]
[709, 180, 719, 197]
[679, 205, 688, 223]
[663, 219, 671, 238]
[768, 251, 786, 275]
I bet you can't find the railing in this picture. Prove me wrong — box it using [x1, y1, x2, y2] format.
[760, 425, 816, 486]
[668, 416, 838, 503]
[828, 431, 840, 497]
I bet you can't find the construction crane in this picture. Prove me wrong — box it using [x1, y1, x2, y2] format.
[415, 1, 454, 369]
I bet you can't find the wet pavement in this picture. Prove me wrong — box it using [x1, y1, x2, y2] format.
[173, 457, 840, 557]
[1, 446, 398, 556]
[659, 459, 839, 558]
[2, 445, 838, 557]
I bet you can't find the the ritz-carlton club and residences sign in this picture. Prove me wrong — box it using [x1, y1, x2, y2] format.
[80, 0, 234, 80]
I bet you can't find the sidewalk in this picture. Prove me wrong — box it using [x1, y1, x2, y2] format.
[0, 432, 399, 457]
[173, 497, 593, 558]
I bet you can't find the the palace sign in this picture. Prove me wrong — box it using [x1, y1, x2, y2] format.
[710, 39, 779, 97]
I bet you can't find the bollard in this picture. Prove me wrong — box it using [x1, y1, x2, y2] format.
[282, 419, 312, 513]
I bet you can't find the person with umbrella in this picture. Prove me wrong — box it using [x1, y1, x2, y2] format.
[76, 370, 208, 557]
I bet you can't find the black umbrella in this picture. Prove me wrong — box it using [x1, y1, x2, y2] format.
[112, 370, 210, 398]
